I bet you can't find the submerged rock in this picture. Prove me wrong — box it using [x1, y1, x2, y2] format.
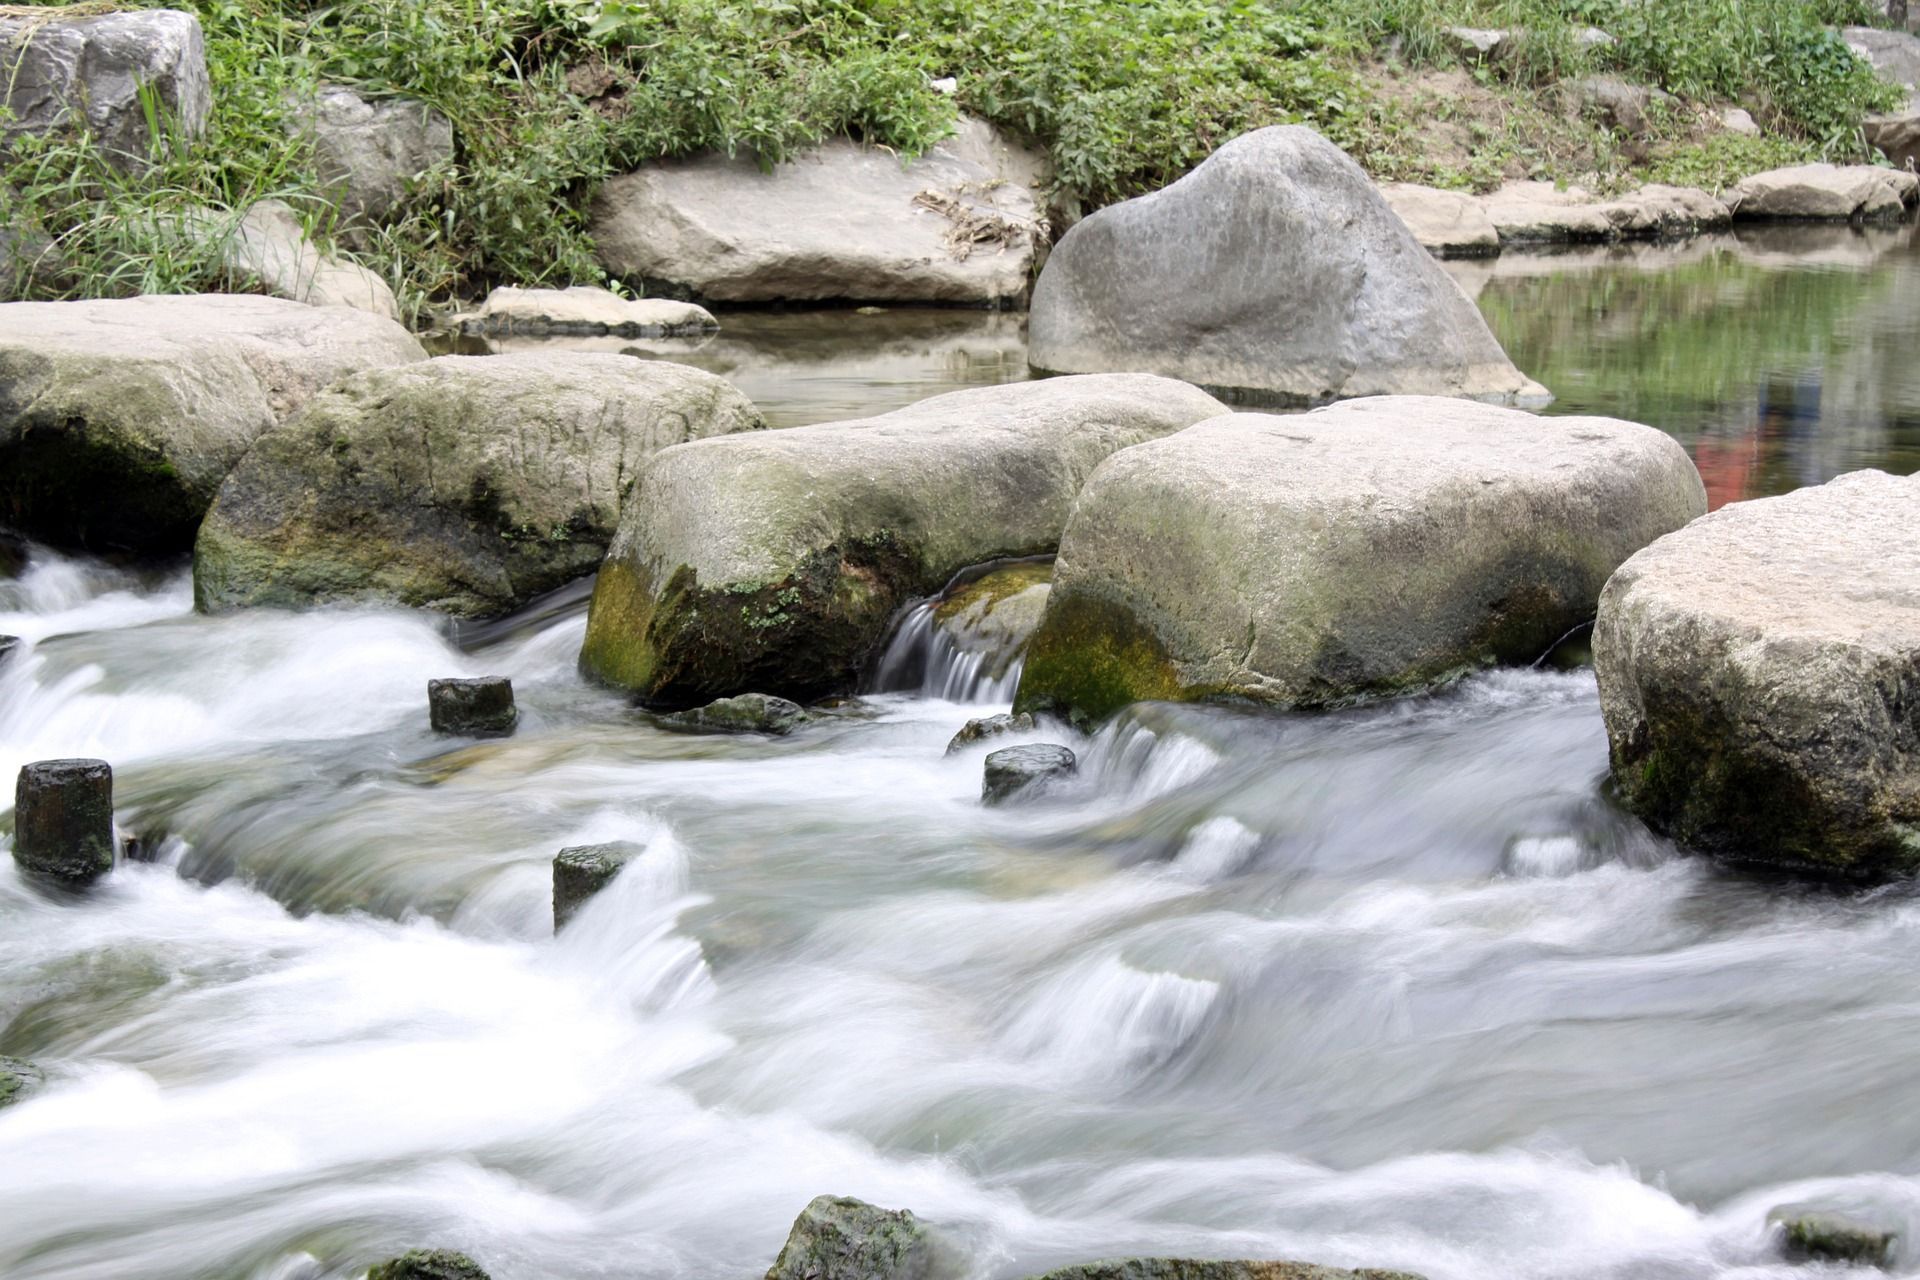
[1772, 1210, 1897, 1267]
[288, 85, 453, 230]
[428, 677, 516, 738]
[592, 116, 1044, 306]
[1377, 183, 1501, 257]
[0, 294, 424, 553]
[552, 840, 642, 930]
[14, 758, 116, 887]
[456, 286, 717, 337]
[0, 8, 211, 168]
[669, 693, 808, 736]
[1016, 397, 1705, 725]
[1727, 165, 1919, 221]
[1594, 470, 1920, 880]
[1028, 127, 1545, 406]
[0, 1056, 42, 1108]
[367, 1250, 491, 1280]
[765, 1195, 938, 1280]
[1026, 1261, 1424, 1280]
[946, 712, 1036, 755]
[577, 375, 1226, 706]
[982, 743, 1077, 804]
[194, 353, 761, 617]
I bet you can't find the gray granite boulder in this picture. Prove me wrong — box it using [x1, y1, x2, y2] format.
[288, 85, 454, 228]
[0, 8, 210, 168]
[1727, 164, 1919, 220]
[1377, 183, 1500, 257]
[1027, 127, 1545, 406]
[0, 294, 424, 552]
[982, 743, 1077, 804]
[668, 693, 808, 735]
[1844, 26, 1920, 108]
[1480, 182, 1730, 243]
[455, 286, 717, 338]
[1594, 469, 1920, 880]
[765, 1196, 937, 1280]
[553, 841, 642, 930]
[1017, 397, 1705, 724]
[368, 1251, 491, 1280]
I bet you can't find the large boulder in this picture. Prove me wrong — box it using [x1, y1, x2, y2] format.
[195, 352, 763, 617]
[1727, 164, 1919, 220]
[0, 9, 210, 168]
[591, 117, 1044, 306]
[1377, 183, 1500, 257]
[1027, 127, 1545, 406]
[1593, 470, 1920, 880]
[1844, 27, 1920, 107]
[1027, 1263, 1421, 1280]
[765, 1196, 937, 1280]
[287, 85, 454, 229]
[1865, 114, 1920, 174]
[209, 200, 401, 319]
[1479, 182, 1731, 243]
[577, 375, 1227, 706]
[0, 295, 425, 552]
[367, 1252, 490, 1280]
[1015, 397, 1705, 724]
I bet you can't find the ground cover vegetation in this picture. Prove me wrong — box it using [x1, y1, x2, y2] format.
[1, 0, 1908, 317]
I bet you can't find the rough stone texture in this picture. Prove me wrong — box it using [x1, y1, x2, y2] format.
[765, 1196, 936, 1280]
[367, 1251, 491, 1280]
[1480, 182, 1731, 243]
[1027, 127, 1545, 407]
[456, 286, 718, 337]
[1773, 1211, 1898, 1266]
[1378, 183, 1501, 257]
[930, 561, 1053, 683]
[0, 294, 425, 552]
[553, 840, 642, 930]
[1027, 1262, 1423, 1280]
[0, 9, 211, 168]
[1844, 26, 1920, 108]
[14, 758, 115, 887]
[1593, 470, 1920, 880]
[667, 693, 808, 736]
[946, 712, 1036, 755]
[178, 200, 401, 319]
[1720, 107, 1762, 137]
[982, 743, 1077, 804]
[288, 85, 453, 228]
[194, 353, 762, 617]
[1727, 164, 1919, 220]
[428, 677, 516, 737]
[592, 116, 1043, 305]
[1866, 114, 1920, 174]
[578, 374, 1227, 707]
[0, 1056, 43, 1109]
[1557, 77, 1679, 138]
[1016, 397, 1705, 725]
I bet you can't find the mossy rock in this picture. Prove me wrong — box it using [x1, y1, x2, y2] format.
[1025, 1261, 1424, 1280]
[367, 1250, 490, 1280]
[0, 1056, 44, 1108]
[765, 1196, 937, 1280]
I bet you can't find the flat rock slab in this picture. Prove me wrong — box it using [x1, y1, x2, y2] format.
[1377, 183, 1500, 257]
[1728, 164, 1919, 221]
[1017, 397, 1705, 724]
[1594, 469, 1920, 880]
[578, 374, 1226, 706]
[194, 352, 762, 617]
[0, 9, 210, 168]
[456, 286, 717, 337]
[0, 294, 425, 552]
[1028, 126, 1545, 406]
[1479, 182, 1729, 243]
[591, 116, 1043, 305]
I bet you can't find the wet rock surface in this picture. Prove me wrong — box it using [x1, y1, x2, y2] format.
[1772, 1210, 1898, 1266]
[668, 693, 808, 736]
[427, 677, 517, 737]
[765, 1195, 938, 1280]
[552, 840, 642, 930]
[13, 758, 115, 887]
[982, 743, 1078, 804]
[0, 1056, 43, 1109]
[946, 712, 1036, 755]
[1026, 1263, 1424, 1280]
[367, 1250, 492, 1280]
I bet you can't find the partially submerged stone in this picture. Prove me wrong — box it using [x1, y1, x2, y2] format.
[194, 353, 762, 617]
[288, 85, 454, 229]
[0, 1056, 43, 1109]
[0, 8, 211, 168]
[1377, 183, 1500, 257]
[0, 294, 425, 552]
[0, 635, 19, 668]
[1017, 398, 1705, 725]
[1028, 127, 1545, 406]
[428, 677, 516, 738]
[14, 758, 115, 887]
[456, 286, 718, 338]
[553, 840, 642, 930]
[1027, 1261, 1423, 1280]
[577, 375, 1226, 706]
[1772, 1209, 1897, 1267]
[1594, 470, 1920, 880]
[367, 1250, 491, 1280]
[1727, 165, 1919, 221]
[1480, 182, 1730, 244]
[983, 743, 1077, 804]
[765, 1195, 937, 1280]
[946, 712, 1035, 755]
[668, 693, 808, 736]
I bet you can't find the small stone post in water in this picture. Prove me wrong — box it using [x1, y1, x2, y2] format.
[553, 841, 641, 931]
[428, 677, 517, 737]
[14, 759, 115, 887]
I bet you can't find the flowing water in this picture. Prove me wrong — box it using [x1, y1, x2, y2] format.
[4, 226, 1920, 1280]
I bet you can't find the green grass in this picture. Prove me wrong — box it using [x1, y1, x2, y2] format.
[0, 0, 1910, 319]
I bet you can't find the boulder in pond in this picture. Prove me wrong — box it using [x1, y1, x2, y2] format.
[428, 677, 517, 738]
[1016, 397, 1705, 725]
[553, 840, 642, 930]
[287, 85, 454, 230]
[592, 117, 1044, 306]
[1593, 470, 1920, 880]
[1026, 1261, 1423, 1280]
[13, 758, 115, 887]
[456, 286, 718, 338]
[983, 743, 1077, 804]
[1377, 183, 1501, 257]
[667, 693, 808, 736]
[194, 352, 762, 617]
[0, 294, 424, 552]
[765, 1195, 937, 1280]
[0, 8, 211, 169]
[1027, 127, 1545, 407]
[577, 374, 1227, 706]
[1727, 164, 1918, 221]
[367, 1251, 491, 1280]
[947, 712, 1036, 755]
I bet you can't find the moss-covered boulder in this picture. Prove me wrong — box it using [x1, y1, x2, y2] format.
[195, 352, 763, 617]
[765, 1196, 938, 1280]
[0, 295, 424, 553]
[577, 375, 1226, 706]
[1016, 397, 1704, 725]
[667, 692, 808, 735]
[1026, 1261, 1423, 1280]
[367, 1250, 490, 1280]
[553, 840, 641, 930]
[1772, 1210, 1898, 1266]
[1594, 470, 1920, 880]
[0, 1056, 43, 1108]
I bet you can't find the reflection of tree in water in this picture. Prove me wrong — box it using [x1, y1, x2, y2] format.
[1477, 228, 1920, 503]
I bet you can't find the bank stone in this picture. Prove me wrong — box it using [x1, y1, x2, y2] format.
[0, 9, 210, 168]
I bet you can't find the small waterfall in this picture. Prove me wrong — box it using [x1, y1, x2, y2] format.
[868, 560, 1051, 703]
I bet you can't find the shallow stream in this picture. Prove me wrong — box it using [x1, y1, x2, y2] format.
[3, 223, 1919, 1280]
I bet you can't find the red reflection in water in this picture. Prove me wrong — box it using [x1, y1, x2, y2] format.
[1693, 426, 1763, 510]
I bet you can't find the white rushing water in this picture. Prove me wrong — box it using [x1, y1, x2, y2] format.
[3, 537, 1920, 1280]
[869, 600, 1025, 704]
